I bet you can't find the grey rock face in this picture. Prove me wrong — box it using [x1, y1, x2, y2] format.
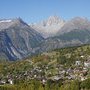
[1, 17, 90, 61]
[57, 17, 90, 35]
[0, 18, 44, 60]
[30, 16, 65, 38]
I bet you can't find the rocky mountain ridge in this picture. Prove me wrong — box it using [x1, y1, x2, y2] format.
[36, 17, 90, 53]
[1, 16, 90, 60]
[0, 18, 44, 60]
[30, 16, 65, 38]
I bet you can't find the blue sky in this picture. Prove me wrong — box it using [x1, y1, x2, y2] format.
[0, 0, 90, 23]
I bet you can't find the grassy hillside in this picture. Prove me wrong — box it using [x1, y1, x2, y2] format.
[0, 44, 90, 90]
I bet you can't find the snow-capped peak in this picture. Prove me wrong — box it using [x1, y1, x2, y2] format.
[0, 20, 12, 23]
[0, 18, 28, 31]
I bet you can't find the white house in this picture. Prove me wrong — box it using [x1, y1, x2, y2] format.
[75, 61, 81, 66]
[84, 62, 90, 67]
[8, 79, 13, 85]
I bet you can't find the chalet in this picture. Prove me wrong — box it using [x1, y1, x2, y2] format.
[75, 61, 81, 66]
[80, 76, 87, 81]
[0, 80, 6, 85]
[8, 79, 13, 85]
[50, 76, 61, 81]
[84, 60, 90, 67]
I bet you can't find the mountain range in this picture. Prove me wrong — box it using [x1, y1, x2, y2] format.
[38, 17, 90, 52]
[0, 16, 90, 60]
[0, 18, 44, 60]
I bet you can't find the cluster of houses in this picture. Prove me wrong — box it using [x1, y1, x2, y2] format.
[0, 55, 90, 85]
[0, 78, 13, 85]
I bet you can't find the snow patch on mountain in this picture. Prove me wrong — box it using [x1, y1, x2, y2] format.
[0, 20, 12, 23]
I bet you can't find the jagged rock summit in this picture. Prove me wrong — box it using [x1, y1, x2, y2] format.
[30, 16, 65, 38]
[39, 17, 90, 52]
[1, 16, 90, 61]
